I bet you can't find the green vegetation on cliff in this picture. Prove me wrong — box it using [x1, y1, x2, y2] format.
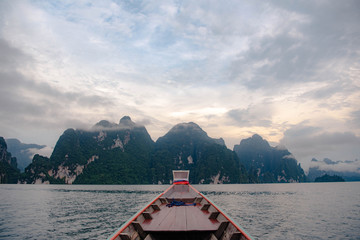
[150, 122, 248, 184]
[0, 137, 20, 183]
[234, 134, 306, 183]
[20, 154, 65, 184]
[16, 116, 306, 184]
[74, 124, 154, 184]
[22, 117, 154, 184]
[315, 174, 345, 182]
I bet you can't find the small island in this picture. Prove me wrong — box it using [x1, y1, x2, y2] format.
[314, 174, 345, 182]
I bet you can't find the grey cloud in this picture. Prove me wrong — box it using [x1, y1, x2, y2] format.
[272, 1, 360, 33]
[228, 1, 360, 90]
[62, 118, 94, 130]
[0, 38, 32, 70]
[27, 145, 53, 158]
[282, 125, 360, 150]
[301, 84, 343, 100]
[0, 70, 67, 103]
[310, 158, 360, 174]
[323, 158, 338, 165]
[282, 123, 321, 139]
[349, 110, 360, 128]
[0, 72, 51, 116]
[281, 122, 360, 170]
[77, 95, 114, 107]
[227, 103, 273, 127]
[136, 118, 152, 126]
[0, 38, 114, 130]
[0, 70, 113, 117]
[300, 79, 360, 111]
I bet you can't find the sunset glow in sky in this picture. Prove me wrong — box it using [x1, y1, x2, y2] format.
[0, 0, 359, 171]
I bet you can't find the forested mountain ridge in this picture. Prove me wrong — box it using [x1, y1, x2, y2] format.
[0, 137, 20, 183]
[21, 116, 154, 184]
[20, 119, 249, 184]
[314, 174, 345, 182]
[151, 122, 249, 184]
[3, 116, 306, 184]
[234, 134, 306, 183]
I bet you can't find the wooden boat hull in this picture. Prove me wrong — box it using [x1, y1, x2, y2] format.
[108, 183, 253, 240]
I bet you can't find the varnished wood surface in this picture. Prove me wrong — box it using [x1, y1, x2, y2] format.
[109, 183, 252, 240]
[141, 203, 220, 232]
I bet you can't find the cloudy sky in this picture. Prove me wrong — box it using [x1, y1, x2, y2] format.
[0, 0, 359, 171]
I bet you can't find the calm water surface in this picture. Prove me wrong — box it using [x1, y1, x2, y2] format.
[0, 183, 359, 239]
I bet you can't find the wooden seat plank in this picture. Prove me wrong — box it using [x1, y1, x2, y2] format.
[172, 205, 187, 231]
[186, 204, 220, 231]
[141, 184, 221, 232]
[142, 204, 219, 232]
[141, 206, 173, 231]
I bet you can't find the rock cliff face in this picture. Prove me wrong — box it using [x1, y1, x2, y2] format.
[150, 122, 248, 184]
[19, 117, 307, 184]
[46, 155, 98, 184]
[20, 155, 62, 184]
[22, 116, 154, 184]
[234, 134, 306, 183]
[0, 137, 20, 183]
[21, 118, 249, 184]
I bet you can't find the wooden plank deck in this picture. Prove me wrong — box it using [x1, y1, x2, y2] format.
[141, 203, 220, 232]
[166, 191, 197, 200]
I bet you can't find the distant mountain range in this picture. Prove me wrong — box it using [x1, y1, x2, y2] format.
[314, 174, 345, 182]
[308, 158, 360, 181]
[1, 116, 348, 184]
[5, 138, 46, 172]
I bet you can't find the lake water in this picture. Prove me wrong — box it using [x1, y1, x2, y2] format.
[0, 182, 359, 240]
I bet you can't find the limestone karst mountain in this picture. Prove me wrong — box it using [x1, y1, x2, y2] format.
[234, 134, 306, 183]
[7, 117, 307, 184]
